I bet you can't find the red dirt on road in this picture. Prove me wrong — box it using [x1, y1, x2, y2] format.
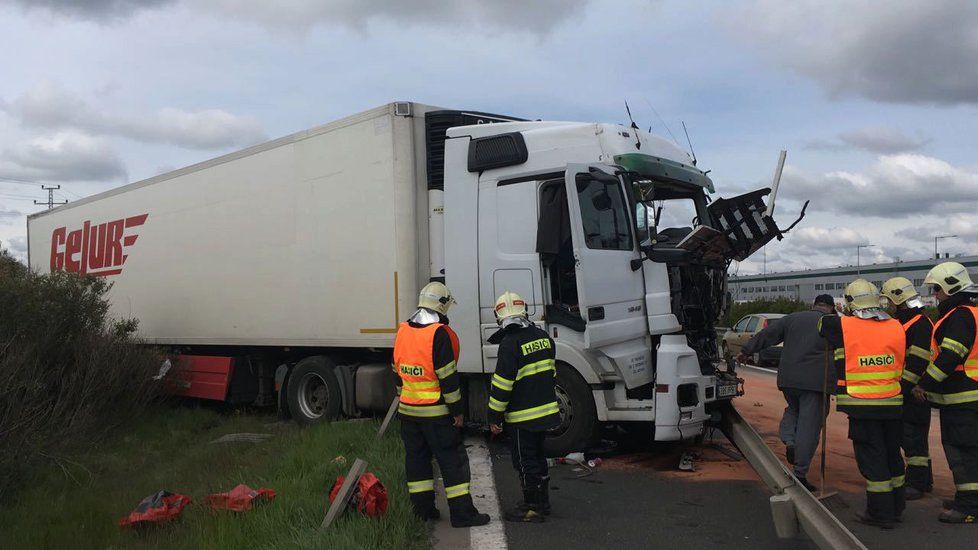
[737, 368, 954, 497]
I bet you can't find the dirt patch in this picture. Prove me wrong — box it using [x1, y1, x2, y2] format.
[737, 369, 954, 498]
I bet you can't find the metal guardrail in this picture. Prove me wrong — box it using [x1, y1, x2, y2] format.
[720, 403, 867, 550]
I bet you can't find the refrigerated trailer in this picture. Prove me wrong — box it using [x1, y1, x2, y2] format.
[27, 101, 792, 454]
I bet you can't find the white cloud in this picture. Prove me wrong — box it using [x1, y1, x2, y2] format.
[0, 131, 127, 182]
[2, 81, 266, 150]
[789, 226, 868, 252]
[731, 1, 978, 104]
[1, 235, 28, 263]
[780, 154, 978, 217]
[0, 209, 23, 224]
[805, 127, 929, 154]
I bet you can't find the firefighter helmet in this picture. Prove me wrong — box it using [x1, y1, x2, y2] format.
[417, 282, 455, 315]
[494, 291, 527, 323]
[844, 279, 881, 311]
[881, 277, 918, 306]
[924, 261, 976, 296]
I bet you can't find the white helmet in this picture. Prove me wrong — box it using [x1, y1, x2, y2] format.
[924, 262, 976, 296]
[494, 291, 527, 324]
[881, 277, 922, 308]
[417, 282, 455, 315]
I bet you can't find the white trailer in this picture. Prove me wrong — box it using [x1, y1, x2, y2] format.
[28, 102, 791, 454]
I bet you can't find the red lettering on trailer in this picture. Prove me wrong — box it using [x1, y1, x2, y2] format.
[49, 213, 148, 277]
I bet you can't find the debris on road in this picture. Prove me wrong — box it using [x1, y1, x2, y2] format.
[209, 433, 273, 444]
[205, 484, 276, 512]
[328, 470, 389, 519]
[118, 490, 191, 528]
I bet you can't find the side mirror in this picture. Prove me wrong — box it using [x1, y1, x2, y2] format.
[591, 192, 613, 211]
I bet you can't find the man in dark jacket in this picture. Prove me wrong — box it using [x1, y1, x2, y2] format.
[738, 294, 837, 490]
[487, 291, 560, 523]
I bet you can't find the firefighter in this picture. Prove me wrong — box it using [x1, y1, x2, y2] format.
[913, 262, 978, 523]
[393, 282, 490, 528]
[487, 291, 560, 523]
[819, 279, 906, 528]
[882, 276, 935, 500]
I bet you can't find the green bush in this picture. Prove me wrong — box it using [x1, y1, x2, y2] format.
[0, 249, 161, 502]
[722, 297, 810, 327]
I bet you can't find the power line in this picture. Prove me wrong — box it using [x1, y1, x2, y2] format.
[34, 185, 68, 210]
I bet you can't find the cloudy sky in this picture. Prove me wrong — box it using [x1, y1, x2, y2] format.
[1, 0, 976, 275]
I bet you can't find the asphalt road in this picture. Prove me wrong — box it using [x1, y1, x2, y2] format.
[488, 434, 816, 549]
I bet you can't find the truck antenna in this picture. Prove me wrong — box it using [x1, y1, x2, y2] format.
[624, 100, 642, 150]
[682, 121, 697, 166]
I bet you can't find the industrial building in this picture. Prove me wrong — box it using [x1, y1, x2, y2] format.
[729, 255, 978, 305]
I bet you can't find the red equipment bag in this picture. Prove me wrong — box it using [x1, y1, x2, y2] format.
[205, 484, 276, 512]
[328, 472, 389, 518]
[118, 490, 191, 528]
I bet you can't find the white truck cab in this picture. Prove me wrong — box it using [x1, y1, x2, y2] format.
[437, 120, 781, 453]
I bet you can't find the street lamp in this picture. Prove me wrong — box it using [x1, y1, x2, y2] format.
[856, 244, 874, 275]
[935, 235, 958, 259]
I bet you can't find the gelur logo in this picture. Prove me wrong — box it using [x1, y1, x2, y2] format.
[857, 354, 895, 367]
[49, 214, 148, 277]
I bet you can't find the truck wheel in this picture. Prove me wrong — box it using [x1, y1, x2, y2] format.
[544, 364, 599, 457]
[287, 356, 342, 425]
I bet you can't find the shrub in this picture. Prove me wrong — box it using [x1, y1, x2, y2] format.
[0, 249, 161, 501]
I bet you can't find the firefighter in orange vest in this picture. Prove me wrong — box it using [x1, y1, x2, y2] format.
[882, 277, 935, 500]
[393, 282, 490, 528]
[913, 262, 978, 523]
[819, 279, 906, 528]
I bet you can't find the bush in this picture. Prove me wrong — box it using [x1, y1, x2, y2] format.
[0, 249, 161, 501]
[722, 297, 810, 327]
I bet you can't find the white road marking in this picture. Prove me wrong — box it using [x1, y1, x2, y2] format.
[466, 436, 508, 550]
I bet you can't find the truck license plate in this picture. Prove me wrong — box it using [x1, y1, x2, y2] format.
[716, 383, 738, 398]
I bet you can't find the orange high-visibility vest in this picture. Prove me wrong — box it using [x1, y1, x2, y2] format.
[393, 322, 449, 405]
[838, 317, 905, 399]
[931, 306, 978, 382]
[901, 314, 923, 331]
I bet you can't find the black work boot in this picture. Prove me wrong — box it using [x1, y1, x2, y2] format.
[939, 509, 978, 524]
[855, 511, 894, 530]
[905, 486, 924, 501]
[505, 485, 546, 523]
[540, 477, 552, 516]
[449, 497, 490, 528]
[410, 495, 440, 521]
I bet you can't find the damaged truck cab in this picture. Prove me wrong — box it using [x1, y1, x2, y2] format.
[441, 121, 782, 453]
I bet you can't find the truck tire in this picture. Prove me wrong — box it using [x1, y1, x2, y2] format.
[544, 364, 599, 457]
[287, 356, 342, 425]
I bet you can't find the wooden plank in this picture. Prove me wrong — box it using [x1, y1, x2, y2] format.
[321, 458, 368, 530]
[376, 397, 399, 439]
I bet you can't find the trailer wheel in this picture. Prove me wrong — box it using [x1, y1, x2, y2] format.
[287, 356, 342, 425]
[544, 364, 599, 457]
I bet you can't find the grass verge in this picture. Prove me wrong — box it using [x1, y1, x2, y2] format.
[0, 405, 427, 550]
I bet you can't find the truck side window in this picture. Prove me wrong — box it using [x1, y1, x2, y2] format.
[575, 176, 632, 251]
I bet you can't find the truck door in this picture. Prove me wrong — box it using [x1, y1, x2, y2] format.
[564, 164, 650, 363]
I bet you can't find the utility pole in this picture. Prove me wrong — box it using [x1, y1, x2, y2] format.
[34, 185, 67, 210]
[935, 235, 957, 259]
[856, 244, 874, 275]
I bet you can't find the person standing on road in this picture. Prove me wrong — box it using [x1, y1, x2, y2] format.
[912, 262, 978, 523]
[487, 292, 560, 523]
[737, 294, 837, 491]
[819, 279, 906, 529]
[882, 277, 935, 500]
[393, 282, 491, 528]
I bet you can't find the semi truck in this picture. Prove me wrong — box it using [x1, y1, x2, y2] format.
[27, 101, 795, 455]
